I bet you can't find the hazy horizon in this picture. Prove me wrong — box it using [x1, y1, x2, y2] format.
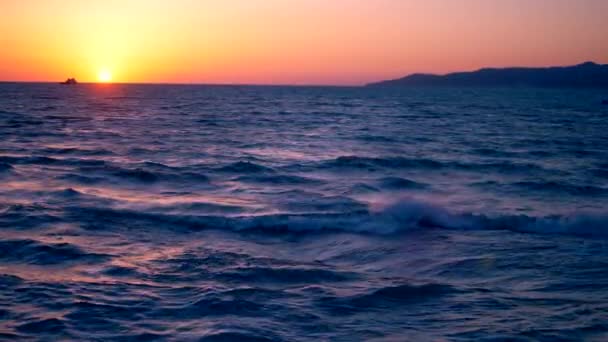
[1, 0, 607, 85]
[1, 60, 606, 86]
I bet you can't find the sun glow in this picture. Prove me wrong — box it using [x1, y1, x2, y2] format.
[0, 1, 607, 84]
[98, 69, 112, 83]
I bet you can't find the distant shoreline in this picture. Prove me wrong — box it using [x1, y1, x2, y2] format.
[367, 62, 608, 88]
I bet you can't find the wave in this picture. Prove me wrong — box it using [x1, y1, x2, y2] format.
[30, 95, 60, 101]
[471, 148, 558, 159]
[351, 283, 457, 304]
[316, 155, 544, 174]
[0, 274, 23, 286]
[198, 332, 276, 342]
[473, 180, 608, 197]
[32, 106, 58, 112]
[512, 181, 608, 196]
[52, 188, 83, 198]
[0, 109, 20, 115]
[591, 168, 608, 179]
[318, 283, 456, 314]
[470, 148, 522, 158]
[216, 266, 356, 284]
[454, 161, 545, 174]
[168, 202, 245, 213]
[347, 183, 380, 194]
[74, 163, 210, 184]
[0, 155, 106, 167]
[217, 161, 275, 174]
[63, 198, 608, 238]
[320, 156, 443, 170]
[0, 239, 109, 265]
[2, 118, 44, 128]
[378, 177, 428, 190]
[102, 265, 140, 277]
[234, 174, 322, 185]
[40, 147, 113, 156]
[369, 199, 608, 237]
[16, 318, 66, 335]
[152, 296, 267, 320]
[0, 204, 62, 229]
[111, 167, 161, 183]
[57, 173, 105, 185]
[0, 162, 12, 172]
[357, 134, 397, 143]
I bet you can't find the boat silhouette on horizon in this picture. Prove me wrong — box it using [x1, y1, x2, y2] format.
[60, 78, 78, 85]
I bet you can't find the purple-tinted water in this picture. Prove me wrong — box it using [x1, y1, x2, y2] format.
[1, 83, 607, 340]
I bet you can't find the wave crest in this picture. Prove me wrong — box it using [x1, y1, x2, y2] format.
[0, 239, 109, 265]
[316, 155, 545, 175]
[65, 198, 608, 238]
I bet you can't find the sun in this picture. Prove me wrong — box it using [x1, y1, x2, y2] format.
[97, 69, 112, 83]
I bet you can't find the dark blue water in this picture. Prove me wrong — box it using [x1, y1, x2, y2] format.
[1, 83, 607, 341]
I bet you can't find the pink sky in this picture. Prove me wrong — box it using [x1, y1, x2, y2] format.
[1, 0, 607, 85]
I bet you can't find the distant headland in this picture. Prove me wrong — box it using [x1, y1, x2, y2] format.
[367, 62, 608, 88]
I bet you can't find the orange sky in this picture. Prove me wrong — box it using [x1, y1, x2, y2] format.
[1, 0, 607, 85]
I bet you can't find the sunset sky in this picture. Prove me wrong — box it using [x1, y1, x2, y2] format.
[1, 0, 607, 85]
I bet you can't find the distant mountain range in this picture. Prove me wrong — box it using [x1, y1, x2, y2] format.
[367, 62, 608, 88]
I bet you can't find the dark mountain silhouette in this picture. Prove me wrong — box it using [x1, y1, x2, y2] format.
[367, 62, 608, 88]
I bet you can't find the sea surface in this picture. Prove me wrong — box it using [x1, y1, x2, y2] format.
[0, 83, 607, 341]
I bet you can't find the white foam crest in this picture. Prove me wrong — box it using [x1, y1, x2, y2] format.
[227, 198, 608, 237]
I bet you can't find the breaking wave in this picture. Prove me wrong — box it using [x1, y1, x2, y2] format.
[57, 198, 608, 238]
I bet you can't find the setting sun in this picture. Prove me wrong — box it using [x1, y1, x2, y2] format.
[98, 69, 112, 83]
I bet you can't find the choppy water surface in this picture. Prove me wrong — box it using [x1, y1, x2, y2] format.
[1, 83, 607, 341]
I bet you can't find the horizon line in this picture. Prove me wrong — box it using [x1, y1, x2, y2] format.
[1, 60, 605, 87]
[0, 80, 357, 88]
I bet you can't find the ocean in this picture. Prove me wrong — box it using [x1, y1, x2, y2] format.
[0, 83, 607, 341]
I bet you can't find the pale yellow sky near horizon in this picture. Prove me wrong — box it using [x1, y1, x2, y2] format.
[1, 0, 607, 84]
